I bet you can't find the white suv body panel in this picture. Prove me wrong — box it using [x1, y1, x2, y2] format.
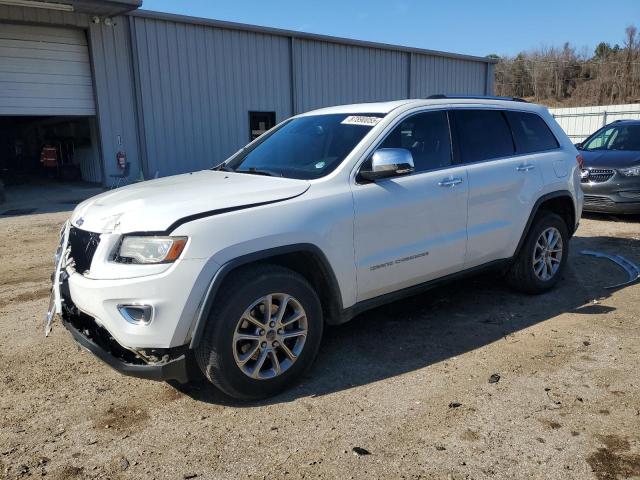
[352, 164, 469, 301]
[61, 98, 583, 351]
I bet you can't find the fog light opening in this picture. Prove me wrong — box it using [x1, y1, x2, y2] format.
[118, 304, 153, 325]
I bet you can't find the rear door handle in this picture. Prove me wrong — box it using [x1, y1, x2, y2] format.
[517, 163, 536, 172]
[438, 177, 463, 187]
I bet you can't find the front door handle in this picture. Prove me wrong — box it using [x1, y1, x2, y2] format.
[438, 177, 463, 187]
[516, 163, 536, 172]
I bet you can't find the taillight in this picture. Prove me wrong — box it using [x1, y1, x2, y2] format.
[576, 154, 584, 170]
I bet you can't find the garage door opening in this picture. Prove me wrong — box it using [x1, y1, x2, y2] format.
[0, 115, 102, 185]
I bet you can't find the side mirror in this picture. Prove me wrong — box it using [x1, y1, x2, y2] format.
[360, 148, 415, 181]
[574, 142, 583, 150]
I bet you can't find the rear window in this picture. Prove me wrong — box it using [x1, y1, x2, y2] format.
[453, 110, 515, 163]
[506, 111, 559, 153]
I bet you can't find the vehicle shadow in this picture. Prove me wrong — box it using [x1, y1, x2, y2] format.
[174, 233, 639, 407]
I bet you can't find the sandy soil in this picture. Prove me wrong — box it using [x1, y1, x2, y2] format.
[1, 211, 639, 480]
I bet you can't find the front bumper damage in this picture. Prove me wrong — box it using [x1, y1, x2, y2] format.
[61, 299, 190, 383]
[46, 221, 197, 383]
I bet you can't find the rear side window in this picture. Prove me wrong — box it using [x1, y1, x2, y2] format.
[506, 111, 559, 153]
[453, 110, 515, 163]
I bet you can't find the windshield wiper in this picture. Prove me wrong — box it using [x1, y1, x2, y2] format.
[236, 168, 281, 177]
[214, 162, 234, 172]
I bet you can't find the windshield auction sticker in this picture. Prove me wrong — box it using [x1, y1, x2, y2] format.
[341, 116, 382, 126]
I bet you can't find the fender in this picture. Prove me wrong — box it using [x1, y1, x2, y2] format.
[513, 190, 576, 258]
[188, 243, 342, 349]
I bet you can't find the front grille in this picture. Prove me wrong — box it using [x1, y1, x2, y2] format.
[584, 195, 616, 208]
[68, 226, 101, 274]
[581, 168, 615, 183]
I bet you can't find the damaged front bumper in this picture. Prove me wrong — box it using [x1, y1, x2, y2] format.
[62, 307, 190, 383]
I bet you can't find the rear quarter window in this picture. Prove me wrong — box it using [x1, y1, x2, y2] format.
[506, 111, 559, 153]
[453, 109, 515, 163]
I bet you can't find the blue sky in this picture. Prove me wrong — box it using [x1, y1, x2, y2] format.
[141, 0, 639, 58]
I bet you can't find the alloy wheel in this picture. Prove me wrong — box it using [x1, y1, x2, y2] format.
[532, 227, 563, 281]
[232, 293, 308, 380]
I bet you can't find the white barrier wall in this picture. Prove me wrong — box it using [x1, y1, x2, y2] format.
[549, 104, 640, 142]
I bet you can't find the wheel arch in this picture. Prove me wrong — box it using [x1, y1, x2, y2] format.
[189, 244, 343, 349]
[514, 191, 576, 258]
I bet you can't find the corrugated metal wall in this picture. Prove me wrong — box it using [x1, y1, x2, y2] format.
[410, 55, 489, 98]
[130, 16, 292, 177]
[549, 103, 640, 142]
[88, 16, 140, 184]
[130, 16, 493, 177]
[0, 4, 90, 28]
[292, 39, 410, 113]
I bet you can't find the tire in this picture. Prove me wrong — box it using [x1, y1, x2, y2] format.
[506, 210, 570, 294]
[195, 264, 323, 400]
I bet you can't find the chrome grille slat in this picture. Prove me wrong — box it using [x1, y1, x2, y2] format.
[581, 168, 615, 184]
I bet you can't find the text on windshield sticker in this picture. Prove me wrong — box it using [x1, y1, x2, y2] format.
[341, 116, 382, 126]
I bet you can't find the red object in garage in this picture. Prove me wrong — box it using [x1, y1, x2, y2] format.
[117, 151, 126, 169]
[40, 145, 58, 169]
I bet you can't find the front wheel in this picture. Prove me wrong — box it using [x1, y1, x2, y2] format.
[195, 265, 323, 400]
[506, 211, 570, 294]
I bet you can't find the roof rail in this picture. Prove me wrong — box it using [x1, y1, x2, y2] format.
[426, 94, 529, 103]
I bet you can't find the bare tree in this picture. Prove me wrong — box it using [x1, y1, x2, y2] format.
[492, 25, 640, 106]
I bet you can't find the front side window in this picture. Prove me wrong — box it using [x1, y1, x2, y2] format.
[506, 111, 559, 153]
[225, 113, 383, 179]
[583, 124, 640, 151]
[380, 110, 452, 172]
[453, 109, 515, 163]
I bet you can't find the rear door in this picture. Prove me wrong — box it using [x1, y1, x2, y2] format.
[452, 108, 545, 267]
[351, 109, 469, 301]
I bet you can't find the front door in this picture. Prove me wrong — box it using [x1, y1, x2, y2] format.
[351, 110, 469, 302]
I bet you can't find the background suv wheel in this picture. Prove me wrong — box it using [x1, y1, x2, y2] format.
[506, 211, 570, 294]
[195, 264, 323, 400]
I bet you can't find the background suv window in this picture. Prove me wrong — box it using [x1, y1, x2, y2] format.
[380, 110, 451, 172]
[453, 109, 515, 162]
[506, 111, 559, 153]
[583, 124, 640, 151]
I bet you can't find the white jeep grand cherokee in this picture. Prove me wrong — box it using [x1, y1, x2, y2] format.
[49, 96, 583, 399]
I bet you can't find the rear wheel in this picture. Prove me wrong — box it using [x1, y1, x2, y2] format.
[506, 211, 569, 294]
[195, 265, 323, 400]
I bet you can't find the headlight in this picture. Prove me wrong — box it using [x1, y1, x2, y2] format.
[116, 236, 187, 264]
[619, 166, 640, 177]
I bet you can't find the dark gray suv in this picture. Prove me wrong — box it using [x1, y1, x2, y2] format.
[577, 120, 640, 214]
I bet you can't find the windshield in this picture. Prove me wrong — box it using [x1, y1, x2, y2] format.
[222, 113, 384, 179]
[582, 124, 640, 151]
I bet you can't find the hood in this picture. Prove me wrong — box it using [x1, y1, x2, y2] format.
[581, 149, 640, 169]
[72, 170, 310, 233]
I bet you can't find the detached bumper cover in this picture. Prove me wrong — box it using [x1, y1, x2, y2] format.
[62, 314, 189, 383]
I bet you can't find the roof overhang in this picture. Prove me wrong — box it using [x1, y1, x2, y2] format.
[0, 0, 142, 16]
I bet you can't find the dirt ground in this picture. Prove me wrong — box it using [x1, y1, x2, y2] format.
[1, 209, 639, 480]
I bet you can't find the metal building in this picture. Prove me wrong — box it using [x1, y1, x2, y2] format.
[0, 0, 496, 186]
